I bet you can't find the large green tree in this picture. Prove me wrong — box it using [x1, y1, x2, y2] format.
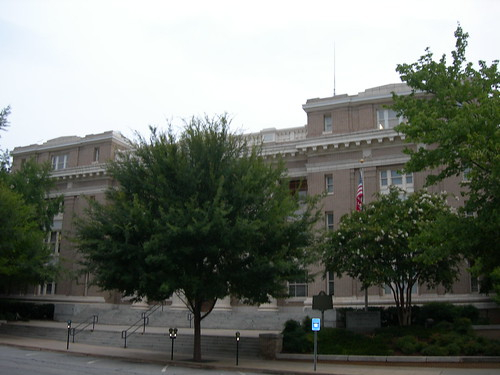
[76, 115, 319, 361]
[0, 107, 63, 291]
[322, 188, 462, 326]
[0, 181, 58, 290]
[0, 106, 11, 170]
[391, 25, 500, 294]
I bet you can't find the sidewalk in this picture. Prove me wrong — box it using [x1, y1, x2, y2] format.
[1, 321, 499, 375]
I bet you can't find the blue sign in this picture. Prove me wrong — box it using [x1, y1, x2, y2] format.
[312, 318, 321, 331]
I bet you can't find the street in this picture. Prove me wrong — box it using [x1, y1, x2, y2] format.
[0, 346, 267, 375]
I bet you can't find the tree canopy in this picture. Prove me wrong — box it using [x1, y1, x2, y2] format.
[0, 181, 58, 290]
[0, 106, 11, 170]
[76, 115, 319, 361]
[0, 105, 9, 133]
[0, 107, 62, 291]
[321, 188, 462, 326]
[391, 25, 500, 295]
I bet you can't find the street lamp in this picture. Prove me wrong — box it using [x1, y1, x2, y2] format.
[168, 327, 177, 360]
[235, 331, 240, 365]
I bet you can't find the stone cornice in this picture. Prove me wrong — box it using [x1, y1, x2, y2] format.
[262, 129, 406, 158]
[51, 162, 108, 180]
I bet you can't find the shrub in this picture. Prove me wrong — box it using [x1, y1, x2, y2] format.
[456, 305, 480, 323]
[416, 302, 480, 326]
[282, 319, 313, 353]
[446, 343, 461, 356]
[462, 340, 484, 355]
[453, 317, 473, 335]
[483, 341, 500, 356]
[0, 300, 54, 320]
[395, 335, 422, 355]
[318, 328, 391, 355]
[417, 302, 458, 325]
[434, 320, 453, 332]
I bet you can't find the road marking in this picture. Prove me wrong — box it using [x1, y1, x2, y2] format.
[87, 360, 97, 364]
[25, 353, 39, 357]
[161, 365, 168, 373]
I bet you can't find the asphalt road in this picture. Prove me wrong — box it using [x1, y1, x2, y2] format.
[0, 346, 267, 375]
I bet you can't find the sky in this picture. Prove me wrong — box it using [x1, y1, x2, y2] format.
[0, 0, 498, 151]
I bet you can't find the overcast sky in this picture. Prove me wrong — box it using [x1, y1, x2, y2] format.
[0, 0, 498, 151]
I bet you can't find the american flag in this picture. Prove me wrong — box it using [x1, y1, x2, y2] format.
[355, 174, 363, 211]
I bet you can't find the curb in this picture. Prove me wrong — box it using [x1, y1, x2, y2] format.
[277, 352, 500, 364]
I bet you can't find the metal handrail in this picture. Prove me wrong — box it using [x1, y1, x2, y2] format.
[71, 315, 98, 343]
[121, 302, 164, 348]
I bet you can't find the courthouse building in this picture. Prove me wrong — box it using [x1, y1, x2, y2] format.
[8, 83, 496, 327]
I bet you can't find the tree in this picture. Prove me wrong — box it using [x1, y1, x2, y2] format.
[76, 115, 319, 361]
[0, 106, 9, 133]
[0, 181, 57, 291]
[1, 106, 11, 171]
[391, 25, 500, 293]
[7, 159, 63, 233]
[0, 107, 62, 291]
[321, 188, 462, 326]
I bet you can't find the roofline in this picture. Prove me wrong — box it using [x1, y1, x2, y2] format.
[302, 83, 412, 112]
[12, 131, 131, 155]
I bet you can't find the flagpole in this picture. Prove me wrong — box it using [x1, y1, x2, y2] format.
[359, 158, 368, 311]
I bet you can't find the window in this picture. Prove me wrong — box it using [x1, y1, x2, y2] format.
[462, 167, 471, 182]
[323, 114, 332, 133]
[288, 281, 308, 297]
[380, 169, 413, 193]
[377, 109, 402, 129]
[51, 154, 68, 170]
[325, 174, 333, 194]
[289, 179, 307, 201]
[325, 212, 334, 231]
[47, 231, 61, 254]
[93, 147, 100, 163]
[327, 271, 335, 296]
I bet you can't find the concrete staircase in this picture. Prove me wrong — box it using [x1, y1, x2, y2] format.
[55, 302, 331, 331]
[0, 321, 261, 358]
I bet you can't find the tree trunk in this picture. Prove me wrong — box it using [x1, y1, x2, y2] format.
[193, 302, 202, 362]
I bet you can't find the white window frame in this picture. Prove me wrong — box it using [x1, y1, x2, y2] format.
[51, 154, 68, 170]
[325, 211, 334, 231]
[47, 230, 61, 255]
[462, 167, 471, 182]
[323, 114, 332, 133]
[288, 280, 308, 297]
[377, 109, 403, 129]
[379, 169, 414, 193]
[327, 271, 335, 296]
[93, 147, 100, 163]
[325, 174, 333, 194]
